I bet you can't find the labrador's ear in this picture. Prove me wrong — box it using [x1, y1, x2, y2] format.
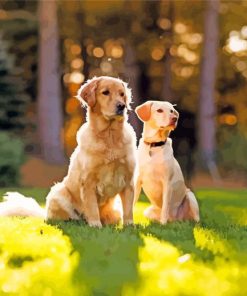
[135, 101, 153, 121]
[174, 109, 179, 118]
[76, 77, 100, 107]
[172, 104, 179, 117]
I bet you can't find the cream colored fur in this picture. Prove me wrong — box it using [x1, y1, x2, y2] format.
[135, 100, 199, 224]
[0, 192, 45, 218]
[0, 76, 136, 227]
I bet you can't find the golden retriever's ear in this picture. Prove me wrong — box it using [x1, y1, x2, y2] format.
[76, 77, 99, 107]
[135, 101, 153, 121]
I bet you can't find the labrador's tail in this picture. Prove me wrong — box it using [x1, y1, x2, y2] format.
[186, 189, 200, 222]
[0, 192, 46, 218]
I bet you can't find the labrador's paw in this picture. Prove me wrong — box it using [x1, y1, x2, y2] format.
[160, 218, 168, 225]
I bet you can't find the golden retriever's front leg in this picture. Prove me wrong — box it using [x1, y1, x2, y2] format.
[160, 180, 172, 225]
[120, 183, 134, 225]
[80, 186, 102, 228]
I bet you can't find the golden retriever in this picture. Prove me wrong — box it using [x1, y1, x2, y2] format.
[134, 100, 199, 224]
[1, 77, 136, 227]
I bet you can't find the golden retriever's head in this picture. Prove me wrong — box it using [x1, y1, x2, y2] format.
[77, 76, 132, 120]
[135, 101, 179, 131]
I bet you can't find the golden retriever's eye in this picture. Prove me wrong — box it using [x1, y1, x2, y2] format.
[157, 109, 163, 113]
[170, 109, 174, 113]
[120, 92, 125, 97]
[102, 90, 110, 95]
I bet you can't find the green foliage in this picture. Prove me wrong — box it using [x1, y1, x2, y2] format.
[0, 32, 30, 132]
[0, 188, 247, 295]
[0, 132, 25, 186]
[217, 126, 247, 172]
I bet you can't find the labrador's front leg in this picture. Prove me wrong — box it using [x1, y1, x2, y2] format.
[134, 175, 142, 204]
[160, 180, 172, 225]
[80, 182, 102, 228]
[120, 182, 134, 225]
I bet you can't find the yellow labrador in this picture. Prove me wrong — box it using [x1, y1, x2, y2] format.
[1, 77, 136, 227]
[134, 100, 199, 224]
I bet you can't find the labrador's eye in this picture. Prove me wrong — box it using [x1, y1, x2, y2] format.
[120, 92, 125, 97]
[170, 109, 174, 113]
[157, 109, 163, 113]
[102, 90, 110, 95]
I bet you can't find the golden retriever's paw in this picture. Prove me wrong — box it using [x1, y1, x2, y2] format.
[123, 219, 133, 226]
[88, 221, 102, 228]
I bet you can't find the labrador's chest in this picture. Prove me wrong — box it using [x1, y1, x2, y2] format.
[137, 142, 174, 204]
[138, 143, 173, 177]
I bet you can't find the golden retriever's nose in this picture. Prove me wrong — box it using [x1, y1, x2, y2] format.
[116, 102, 126, 115]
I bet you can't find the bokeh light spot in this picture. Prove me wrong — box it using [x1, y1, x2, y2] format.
[241, 26, 247, 38]
[157, 18, 171, 30]
[69, 72, 85, 84]
[93, 47, 104, 58]
[111, 45, 123, 58]
[227, 35, 247, 53]
[71, 44, 81, 55]
[219, 114, 237, 125]
[71, 58, 84, 70]
[151, 47, 165, 61]
[174, 22, 187, 34]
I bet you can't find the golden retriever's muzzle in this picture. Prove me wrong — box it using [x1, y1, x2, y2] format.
[116, 102, 126, 116]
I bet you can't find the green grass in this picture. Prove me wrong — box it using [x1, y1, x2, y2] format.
[0, 188, 247, 296]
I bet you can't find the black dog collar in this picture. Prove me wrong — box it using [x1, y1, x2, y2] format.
[144, 140, 167, 148]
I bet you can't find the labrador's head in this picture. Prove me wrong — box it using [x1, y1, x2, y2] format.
[77, 76, 132, 120]
[135, 100, 179, 131]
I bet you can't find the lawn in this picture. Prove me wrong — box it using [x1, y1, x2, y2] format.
[0, 188, 247, 296]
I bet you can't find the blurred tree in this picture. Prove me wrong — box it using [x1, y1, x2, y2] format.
[0, 32, 30, 132]
[160, 0, 174, 102]
[198, 0, 220, 179]
[124, 43, 142, 139]
[38, 0, 65, 164]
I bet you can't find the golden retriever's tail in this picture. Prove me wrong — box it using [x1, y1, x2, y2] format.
[0, 192, 46, 218]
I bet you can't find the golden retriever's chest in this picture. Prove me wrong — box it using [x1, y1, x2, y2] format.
[96, 161, 127, 203]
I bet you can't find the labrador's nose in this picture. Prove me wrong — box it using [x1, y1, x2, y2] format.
[116, 102, 126, 115]
[171, 117, 178, 124]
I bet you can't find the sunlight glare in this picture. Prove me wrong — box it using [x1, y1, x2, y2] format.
[227, 35, 247, 53]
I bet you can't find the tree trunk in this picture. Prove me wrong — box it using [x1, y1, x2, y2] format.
[198, 0, 220, 180]
[37, 0, 65, 164]
[161, 0, 174, 102]
[124, 44, 142, 140]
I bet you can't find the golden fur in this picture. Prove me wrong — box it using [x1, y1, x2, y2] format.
[46, 76, 136, 227]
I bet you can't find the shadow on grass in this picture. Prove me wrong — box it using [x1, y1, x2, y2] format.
[52, 220, 144, 296]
